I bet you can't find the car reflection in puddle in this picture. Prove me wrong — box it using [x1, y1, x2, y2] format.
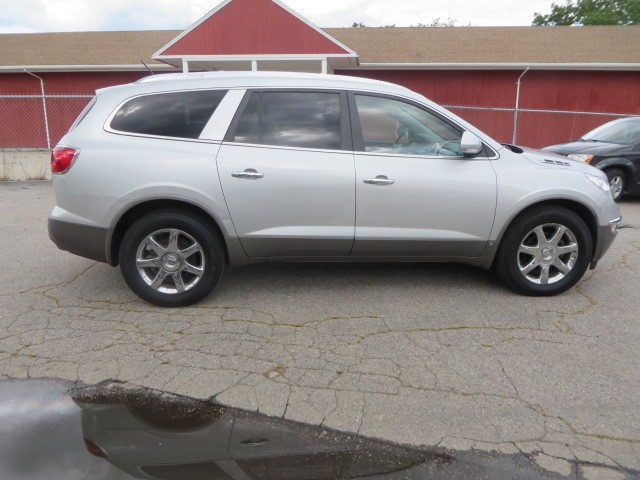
[0, 380, 558, 479]
[75, 383, 438, 480]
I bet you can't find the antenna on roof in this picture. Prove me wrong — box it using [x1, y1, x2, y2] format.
[140, 61, 155, 75]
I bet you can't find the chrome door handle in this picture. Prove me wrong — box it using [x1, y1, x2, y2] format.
[364, 175, 394, 186]
[239, 438, 269, 446]
[232, 169, 264, 179]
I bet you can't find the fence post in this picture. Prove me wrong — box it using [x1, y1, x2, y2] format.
[512, 67, 529, 145]
[24, 70, 51, 149]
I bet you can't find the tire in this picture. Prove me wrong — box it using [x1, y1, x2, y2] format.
[496, 206, 592, 296]
[119, 209, 225, 307]
[604, 168, 626, 202]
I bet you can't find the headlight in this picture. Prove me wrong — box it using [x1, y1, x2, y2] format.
[567, 154, 593, 163]
[586, 174, 611, 195]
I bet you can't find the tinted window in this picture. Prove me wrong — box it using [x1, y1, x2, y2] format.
[343, 448, 427, 477]
[238, 452, 339, 480]
[233, 93, 260, 144]
[355, 95, 462, 157]
[236, 92, 340, 150]
[110, 90, 227, 139]
[141, 462, 233, 480]
[262, 92, 341, 150]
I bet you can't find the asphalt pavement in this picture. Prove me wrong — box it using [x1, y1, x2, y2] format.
[1, 182, 639, 479]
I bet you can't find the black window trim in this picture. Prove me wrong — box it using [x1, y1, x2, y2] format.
[105, 88, 229, 143]
[223, 88, 353, 152]
[347, 91, 495, 159]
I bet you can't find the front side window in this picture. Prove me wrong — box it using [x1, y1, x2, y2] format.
[354, 95, 463, 157]
[110, 90, 228, 139]
[232, 91, 342, 150]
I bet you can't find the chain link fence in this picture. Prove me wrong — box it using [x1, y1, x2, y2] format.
[0, 94, 636, 150]
[444, 105, 636, 149]
[0, 95, 94, 149]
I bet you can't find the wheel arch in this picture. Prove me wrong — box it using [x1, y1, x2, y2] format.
[596, 158, 636, 186]
[491, 198, 598, 268]
[108, 198, 230, 267]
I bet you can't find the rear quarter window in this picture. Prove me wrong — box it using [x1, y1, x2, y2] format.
[109, 90, 228, 139]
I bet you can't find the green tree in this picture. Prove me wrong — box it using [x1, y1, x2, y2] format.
[415, 17, 458, 27]
[351, 18, 463, 28]
[533, 0, 640, 25]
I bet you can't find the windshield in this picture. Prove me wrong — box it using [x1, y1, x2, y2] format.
[581, 117, 640, 145]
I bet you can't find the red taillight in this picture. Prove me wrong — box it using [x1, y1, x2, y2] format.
[84, 437, 108, 458]
[51, 146, 78, 174]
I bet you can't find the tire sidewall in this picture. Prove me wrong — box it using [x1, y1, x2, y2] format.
[119, 211, 224, 307]
[498, 208, 593, 296]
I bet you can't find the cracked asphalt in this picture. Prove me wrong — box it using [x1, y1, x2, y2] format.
[1, 182, 639, 479]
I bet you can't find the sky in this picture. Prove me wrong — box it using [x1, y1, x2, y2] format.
[0, 0, 555, 34]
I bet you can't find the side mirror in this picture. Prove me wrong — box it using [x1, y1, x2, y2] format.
[460, 131, 483, 157]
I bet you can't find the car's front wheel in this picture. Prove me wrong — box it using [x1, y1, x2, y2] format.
[496, 206, 592, 296]
[604, 168, 626, 202]
[119, 210, 225, 307]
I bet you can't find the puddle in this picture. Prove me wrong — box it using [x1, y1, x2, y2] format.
[0, 380, 572, 479]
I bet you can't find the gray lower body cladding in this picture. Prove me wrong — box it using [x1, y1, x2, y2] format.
[48, 218, 110, 264]
[590, 223, 618, 269]
[47, 219, 615, 272]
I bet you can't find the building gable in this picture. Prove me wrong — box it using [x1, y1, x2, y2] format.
[154, 0, 355, 58]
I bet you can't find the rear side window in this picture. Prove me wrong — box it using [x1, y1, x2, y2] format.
[110, 90, 228, 139]
[232, 91, 342, 150]
[233, 93, 260, 144]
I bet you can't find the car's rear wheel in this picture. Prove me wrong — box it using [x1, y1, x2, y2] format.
[496, 206, 592, 296]
[604, 168, 625, 202]
[119, 210, 225, 307]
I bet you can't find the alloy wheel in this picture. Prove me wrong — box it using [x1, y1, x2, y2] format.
[609, 175, 624, 200]
[517, 223, 579, 285]
[135, 228, 205, 294]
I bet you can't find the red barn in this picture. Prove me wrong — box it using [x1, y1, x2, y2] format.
[1, 0, 639, 149]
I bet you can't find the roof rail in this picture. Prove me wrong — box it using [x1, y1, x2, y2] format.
[135, 71, 226, 83]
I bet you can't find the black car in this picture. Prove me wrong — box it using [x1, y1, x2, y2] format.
[543, 116, 640, 201]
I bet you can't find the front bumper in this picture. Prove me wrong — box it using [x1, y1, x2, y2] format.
[48, 217, 110, 264]
[590, 217, 621, 269]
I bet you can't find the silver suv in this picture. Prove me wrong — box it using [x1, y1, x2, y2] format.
[48, 72, 621, 307]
